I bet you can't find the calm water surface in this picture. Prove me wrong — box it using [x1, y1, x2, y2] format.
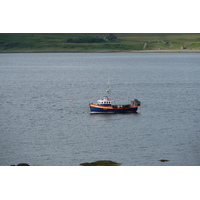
[0, 53, 200, 165]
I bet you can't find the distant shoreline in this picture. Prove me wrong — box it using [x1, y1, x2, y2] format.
[1, 50, 200, 53]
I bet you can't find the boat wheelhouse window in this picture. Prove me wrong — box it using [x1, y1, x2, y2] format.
[100, 101, 111, 104]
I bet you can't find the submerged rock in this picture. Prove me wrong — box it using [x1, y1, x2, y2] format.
[159, 159, 169, 162]
[80, 160, 121, 166]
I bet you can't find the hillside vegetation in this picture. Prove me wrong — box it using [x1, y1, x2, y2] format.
[0, 33, 200, 51]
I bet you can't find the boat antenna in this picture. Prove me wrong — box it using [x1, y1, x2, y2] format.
[106, 72, 111, 95]
[106, 85, 110, 95]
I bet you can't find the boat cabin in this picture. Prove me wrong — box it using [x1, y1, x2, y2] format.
[97, 97, 111, 106]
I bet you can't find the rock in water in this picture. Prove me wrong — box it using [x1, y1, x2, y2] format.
[159, 159, 169, 162]
[17, 163, 30, 166]
[80, 160, 121, 166]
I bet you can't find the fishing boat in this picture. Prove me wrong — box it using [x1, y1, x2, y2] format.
[89, 87, 140, 113]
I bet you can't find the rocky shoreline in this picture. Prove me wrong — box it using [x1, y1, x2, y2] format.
[10, 160, 121, 166]
[1, 50, 200, 53]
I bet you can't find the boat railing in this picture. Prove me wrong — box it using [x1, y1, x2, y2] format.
[112, 104, 131, 108]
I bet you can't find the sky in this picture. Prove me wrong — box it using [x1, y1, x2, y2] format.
[1, 0, 200, 33]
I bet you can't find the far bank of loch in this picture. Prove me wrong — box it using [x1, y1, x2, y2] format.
[1, 50, 200, 53]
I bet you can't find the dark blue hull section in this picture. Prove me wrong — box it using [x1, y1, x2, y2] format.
[90, 106, 138, 113]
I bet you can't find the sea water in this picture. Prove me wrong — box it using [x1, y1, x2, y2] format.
[0, 53, 200, 165]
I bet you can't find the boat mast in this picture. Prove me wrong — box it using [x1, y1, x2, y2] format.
[106, 72, 111, 97]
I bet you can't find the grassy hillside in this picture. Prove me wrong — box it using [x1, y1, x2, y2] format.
[0, 33, 200, 51]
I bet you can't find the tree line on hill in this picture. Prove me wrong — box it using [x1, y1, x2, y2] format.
[66, 33, 117, 43]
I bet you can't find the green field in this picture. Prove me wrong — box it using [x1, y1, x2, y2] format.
[1, 33, 200, 51]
